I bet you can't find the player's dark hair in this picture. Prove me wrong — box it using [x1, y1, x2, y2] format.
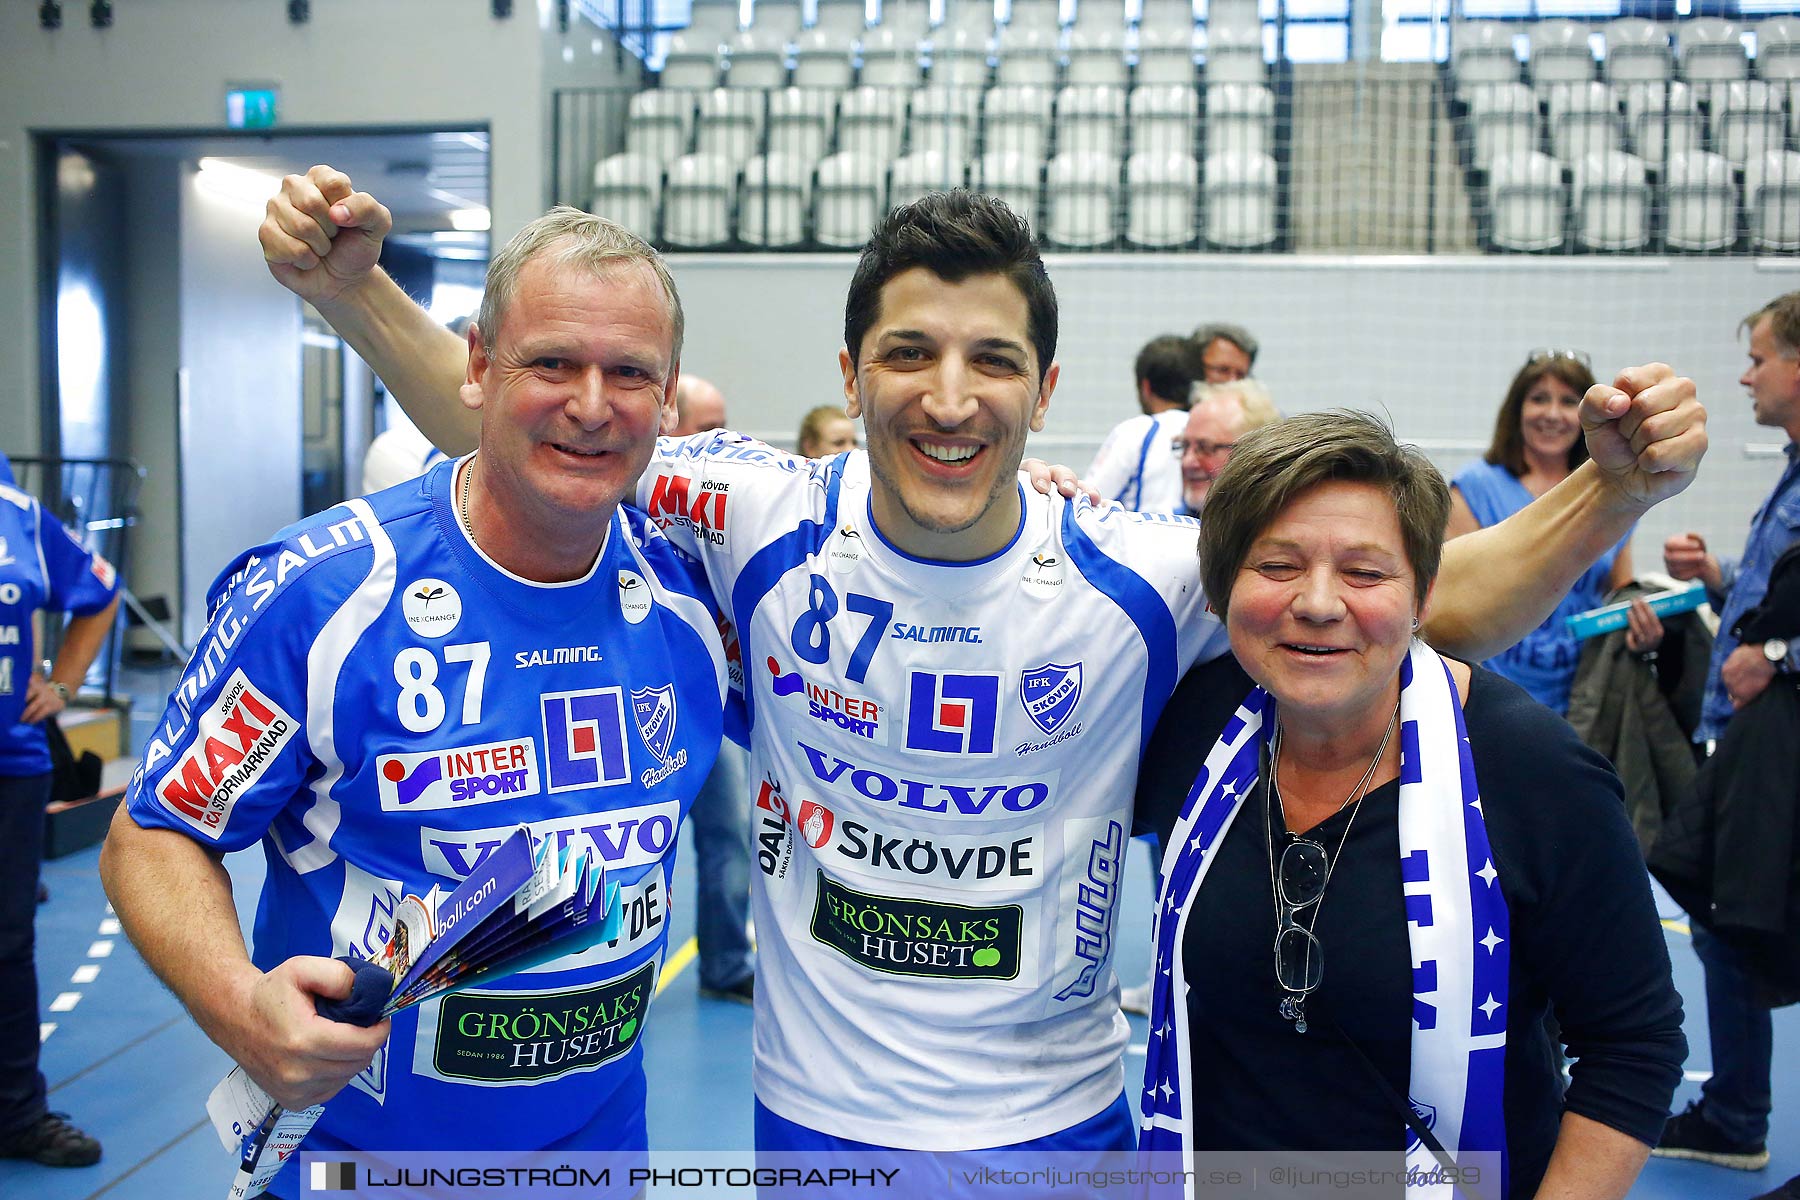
[1135, 335, 1199, 408]
[844, 191, 1057, 382]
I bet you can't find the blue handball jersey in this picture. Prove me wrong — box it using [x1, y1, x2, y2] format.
[124, 459, 730, 1160]
[0, 481, 119, 775]
[638, 434, 1230, 1151]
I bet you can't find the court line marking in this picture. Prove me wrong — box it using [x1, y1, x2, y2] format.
[657, 936, 699, 995]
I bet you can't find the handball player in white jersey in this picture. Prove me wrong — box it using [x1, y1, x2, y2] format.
[258, 170, 1707, 1157]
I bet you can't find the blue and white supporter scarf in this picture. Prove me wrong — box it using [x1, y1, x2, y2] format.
[1138, 641, 1511, 1198]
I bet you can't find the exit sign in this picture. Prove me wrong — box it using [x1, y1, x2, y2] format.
[226, 88, 279, 130]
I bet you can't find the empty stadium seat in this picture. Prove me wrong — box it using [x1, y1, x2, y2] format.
[1056, 83, 1127, 157]
[663, 154, 738, 247]
[727, 30, 791, 89]
[1602, 18, 1671, 86]
[909, 84, 980, 160]
[1075, 0, 1129, 31]
[1573, 149, 1649, 250]
[793, 30, 857, 89]
[1453, 22, 1521, 89]
[750, 0, 804, 40]
[695, 89, 767, 168]
[861, 28, 927, 87]
[837, 85, 909, 158]
[815, 152, 886, 245]
[1203, 150, 1276, 247]
[1664, 149, 1736, 251]
[1126, 151, 1199, 246]
[1714, 80, 1787, 167]
[995, 26, 1061, 86]
[663, 33, 723, 89]
[877, 0, 934, 42]
[1757, 17, 1800, 83]
[1745, 149, 1800, 250]
[1621, 80, 1702, 164]
[739, 153, 810, 246]
[1008, 0, 1063, 35]
[768, 87, 837, 162]
[1046, 151, 1121, 246]
[1138, 0, 1197, 35]
[1545, 81, 1624, 164]
[891, 150, 967, 207]
[941, 0, 999, 37]
[931, 27, 993, 87]
[1067, 29, 1130, 86]
[1466, 83, 1541, 167]
[1528, 19, 1595, 91]
[1488, 150, 1566, 251]
[974, 150, 1044, 231]
[686, 0, 741, 43]
[1204, 18, 1266, 85]
[591, 154, 663, 244]
[984, 84, 1055, 160]
[813, 0, 868, 36]
[1137, 27, 1199, 86]
[1206, 82, 1274, 157]
[1130, 83, 1199, 157]
[627, 90, 697, 164]
[1678, 18, 1747, 87]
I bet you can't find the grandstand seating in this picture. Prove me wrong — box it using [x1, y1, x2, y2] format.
[768, 87, 835, 162]
[1204, 150, 1277, 247]
[984, 85, 1055, 160]
[815, 151, 886, 246]
[695, 88, 766, 168]
[910, 85, 981, 160]
[1067, 29, 1130, 87]
[1621, 80, 1702, 164]
[1207, 83, 1275, 157]
[662, 33, 722, 89]
[1046, 151, 1120, 246]
[1573, 149, 1649, 251]
[793, 30, 857, 88]
[740, 153, 811, 246]
[933, 28, 993, 88]
[1746, 148, 1800, 251]
[1453, 23, 1521, 89]
[1715, 80, 1787, 167]
[1130, 84, 1199, 157]
[892, 149, 966, 207]
[627, 90, 696, 164]
[1137, 28, 1199, 86]
[1527, 20, 1594, 92]
[1126, 151, 1200, 246]
[995, 27, 1060, 86]
[663, 153, 738, 247]
[838, 85, 908, 159]
[1488, 150, 1566, 252]
[813, 0, 867, 37]
[592, 153, 663, 243]
[1545, 81, 1623, 164]
[1056, 83, 1127, 158]
[1601, 19, 1672, 86]
[726, 30, 789, 89]
[1665, 149, 1737, 251]
[861, 28, 927, 87]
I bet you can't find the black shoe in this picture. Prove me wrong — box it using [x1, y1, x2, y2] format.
[1652, 1101, 1770, 1171]
[1752, 1176, 1800, 1200]
[700, 974, 754, 1005]
[0, 1112, 102, 1167]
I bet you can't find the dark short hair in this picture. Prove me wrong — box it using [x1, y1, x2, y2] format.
[1198, 410, 1451, 621]
[1744, 291, 1800, 356]
[1135, 335, 1199, 408]
[844, 191, 1057, 382]
[1192, 322, 1259, 368]
[1483, 354, 1596, 477]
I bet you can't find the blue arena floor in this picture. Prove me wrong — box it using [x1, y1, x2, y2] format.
[6, 831, 1797, 1199]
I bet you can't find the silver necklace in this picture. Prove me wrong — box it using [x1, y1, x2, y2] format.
[1264, 697, 1401, 1033]
[458, 457, 475, 537]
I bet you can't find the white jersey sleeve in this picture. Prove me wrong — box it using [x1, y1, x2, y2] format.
[1085, 412, 1187, 514]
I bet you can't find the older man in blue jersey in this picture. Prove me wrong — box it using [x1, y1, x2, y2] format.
[258, 171, 1707, 1158]
[100, 209, 730, 1196]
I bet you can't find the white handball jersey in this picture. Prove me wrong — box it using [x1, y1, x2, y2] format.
[640, 433, 1229, 1149]
[1085, 410, 1189, 514]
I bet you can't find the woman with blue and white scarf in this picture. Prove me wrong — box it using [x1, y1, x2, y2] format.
[1134, 412, 1686, 1199]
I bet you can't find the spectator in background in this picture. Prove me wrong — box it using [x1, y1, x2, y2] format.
[0, 468, 119, 1168]
[795, 405, 857, 458]
[1192, 321, 1258, 384]
[1446, 351, 1653, 716]
[360, 316, 466, 494]
[1653, 294, 1800, 1191]
[1086, 334, 1198, 513]
[672, 374, 757, 1004]
[1177, 379, 1279, 515]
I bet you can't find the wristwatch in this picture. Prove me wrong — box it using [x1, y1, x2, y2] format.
[1765, 638, 1791, 668]
[45, 680, 70, 703]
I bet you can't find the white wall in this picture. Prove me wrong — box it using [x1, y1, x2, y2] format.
[0, 0, 632, 455]
[669, 251, 1800, 568]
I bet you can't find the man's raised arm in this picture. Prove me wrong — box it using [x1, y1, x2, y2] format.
[261, 165, 479, 454]
[1424, 363, 1707, 661]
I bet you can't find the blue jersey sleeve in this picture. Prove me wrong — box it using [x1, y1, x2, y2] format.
[38, 506, 118, 616]
[126, 523, 370, 851]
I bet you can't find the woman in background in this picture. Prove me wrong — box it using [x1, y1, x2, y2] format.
[1447, 351, 1656, 713]
[796, 405, 857, 458]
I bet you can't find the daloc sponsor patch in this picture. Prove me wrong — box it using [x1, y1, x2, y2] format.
[809, 872, 1021, 980]
[428, 960, 655, 1085]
